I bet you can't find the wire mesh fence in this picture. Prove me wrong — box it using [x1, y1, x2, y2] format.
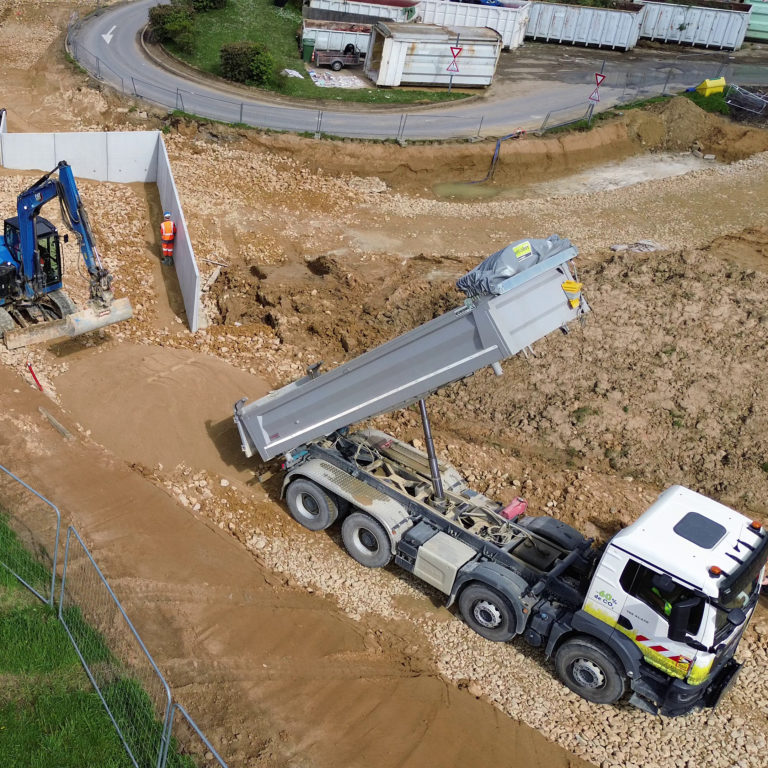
[59, 526, 174, 768]
[0, 466, 227, 768]
[0, 463, 59, 606]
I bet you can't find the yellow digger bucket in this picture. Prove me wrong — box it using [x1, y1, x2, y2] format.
[561, 280, 583, 309]
[3, 297, 133, 350]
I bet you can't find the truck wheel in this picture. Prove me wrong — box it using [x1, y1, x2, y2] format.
[331, 60, 343, 71]
[285, 478, 339, 531]
[48, 289, 77, 318]
[555, 637, 627, 704]
[341, 512, 392, 568]
[458, 584, 517, 642]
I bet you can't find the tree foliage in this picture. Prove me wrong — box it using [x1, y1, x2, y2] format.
[148, 1, 195, 53]
[220, 41, 277, 86]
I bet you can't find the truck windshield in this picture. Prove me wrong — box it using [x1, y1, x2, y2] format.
[713, 543, 766, 638]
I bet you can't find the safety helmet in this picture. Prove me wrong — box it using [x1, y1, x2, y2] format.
[164, 211, 171, 219]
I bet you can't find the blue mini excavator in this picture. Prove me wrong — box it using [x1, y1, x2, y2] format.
[0, 161, 133, 349]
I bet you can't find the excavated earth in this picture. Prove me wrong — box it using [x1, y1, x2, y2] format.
[3, 3, 768, 768]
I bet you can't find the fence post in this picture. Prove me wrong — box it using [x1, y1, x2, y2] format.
[239, 103, 244, 124]
[662, 66, 673, 95]
[314, 110, 323, 139]
[96, 57, 101, 79]
[400, 113, 409, 142]
[476, 115, 484, 139]
[131, 76, 137, 96]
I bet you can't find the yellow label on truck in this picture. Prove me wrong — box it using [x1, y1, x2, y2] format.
[512, 241, 532, 259]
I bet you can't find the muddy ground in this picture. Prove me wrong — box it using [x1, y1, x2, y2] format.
[2, 3, 768, 768]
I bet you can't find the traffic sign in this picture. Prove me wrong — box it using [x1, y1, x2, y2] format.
[595, 72, 606, 87]
[589, 87, 600, 102]
[447, 46, 462, 73]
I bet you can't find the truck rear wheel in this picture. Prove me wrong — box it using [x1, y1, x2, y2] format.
[285, 478, 339, 531]
[555, 637, 627, 704]
[458, 583, 517, 642]
[341, 512, 392, 568]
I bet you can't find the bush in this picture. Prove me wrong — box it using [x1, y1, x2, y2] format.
[192, 0, 227, 10]
[220, 41, 277, 86]
[148, 1, 195, 53]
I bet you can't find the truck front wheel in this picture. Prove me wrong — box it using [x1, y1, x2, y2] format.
[285, 478, 339, 531]
[341, 512, 392, 568]
[555, 637, 627, 704]
[458, 584, 517, 642]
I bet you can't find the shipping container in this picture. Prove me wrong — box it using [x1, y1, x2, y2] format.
[526, 1, 644, 50]
[365, 22, 502, 86]
[417, 0, 529, 49]
[309, 0, 419, 22]
[636, 0, 751, 50]
[746, 0, 768, 42]
[302, 19, 372, 54]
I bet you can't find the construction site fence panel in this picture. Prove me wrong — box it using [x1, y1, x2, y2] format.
[0, 463, 60, 607]
[59, 525, 173, 768]
[0, 465, 227, 767]
[0, 107, 7, 137]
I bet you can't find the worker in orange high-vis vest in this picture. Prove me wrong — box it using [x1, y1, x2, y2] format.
[160, 211, 177, 265]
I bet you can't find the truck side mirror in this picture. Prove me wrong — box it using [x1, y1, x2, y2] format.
[727, 607, 747, 627]
[668, 596, 700, 642]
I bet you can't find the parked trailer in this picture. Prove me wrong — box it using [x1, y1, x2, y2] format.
[526, 1, 645, 50]
[365, 22, 502, 87]
[417, 0, 529, 49]
[309, 0, 419, 22]
[635, 0, 751, 50]
[234, 236, 767, 716]
[302, 22, 372, 58]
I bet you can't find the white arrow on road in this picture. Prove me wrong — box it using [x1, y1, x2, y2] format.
[102, 25, 116, 45]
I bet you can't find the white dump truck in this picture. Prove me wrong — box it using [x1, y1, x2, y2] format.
[234, 236, 767, 716]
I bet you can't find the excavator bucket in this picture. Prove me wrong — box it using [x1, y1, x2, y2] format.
[3, 297, 133, 350]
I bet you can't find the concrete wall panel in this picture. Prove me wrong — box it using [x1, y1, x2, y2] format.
[156, 139, 200, 332]
[105, 132, 160, 182]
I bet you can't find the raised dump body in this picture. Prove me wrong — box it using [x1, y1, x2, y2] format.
[235, 236, 587, 461]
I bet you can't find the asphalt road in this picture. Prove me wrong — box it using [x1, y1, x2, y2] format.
[68, 0, 768, 140]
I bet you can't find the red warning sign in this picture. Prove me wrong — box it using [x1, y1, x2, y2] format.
[447, 46, 463, 73]
[589, 87, 600, 103]
[595, 72, 606, 87]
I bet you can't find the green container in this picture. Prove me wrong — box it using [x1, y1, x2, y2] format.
[747, 2, 768, 42]
[302, 39, 315, 63]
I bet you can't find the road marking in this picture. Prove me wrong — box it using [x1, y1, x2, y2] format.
[102, 25, 116, 45]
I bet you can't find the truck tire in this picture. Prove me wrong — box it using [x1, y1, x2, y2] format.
[341, 512, 392, 568]
[285, 478, 339, 531]
[331, 60, 343, 71]
[555, 637, 627, 704]
[458, 583, 517, 642]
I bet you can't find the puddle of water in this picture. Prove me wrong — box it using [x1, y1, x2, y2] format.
[434, 152, 715, 201]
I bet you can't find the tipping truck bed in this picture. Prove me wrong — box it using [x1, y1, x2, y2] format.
[235, 236, 587, 462]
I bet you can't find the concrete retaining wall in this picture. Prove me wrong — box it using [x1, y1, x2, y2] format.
[0, 125, 201, 332]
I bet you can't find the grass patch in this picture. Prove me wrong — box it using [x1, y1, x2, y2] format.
[166, 0, 468, 105]
[572, 406, 599, 424]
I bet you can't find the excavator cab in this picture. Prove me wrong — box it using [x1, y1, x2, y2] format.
[2, 216, 63, 291]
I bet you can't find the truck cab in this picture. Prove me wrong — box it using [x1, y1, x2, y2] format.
[581, 486, 766, 715]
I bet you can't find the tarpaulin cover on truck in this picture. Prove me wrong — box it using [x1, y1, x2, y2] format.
[457, 235, 574, 296]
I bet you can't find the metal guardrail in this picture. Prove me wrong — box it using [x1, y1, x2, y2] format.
[0, 463, 60, 607]
[0, 467, 227, 768]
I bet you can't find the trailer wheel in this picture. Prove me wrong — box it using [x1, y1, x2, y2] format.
[341, 512, 392, 568]
[458, 584, 517, 642]
[285, 478, 339, 531]
[555, 637, 627, 704]
[331, 60, 343, 71]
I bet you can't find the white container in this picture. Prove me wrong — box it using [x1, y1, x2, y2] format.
[526, 2, 644, 50]
[365, 22, 502, 87]
[303, 22, 372, 52]
[635, 0, 751, 50]
[417, 0, 530, 49]
[308, 0, 418, 22]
